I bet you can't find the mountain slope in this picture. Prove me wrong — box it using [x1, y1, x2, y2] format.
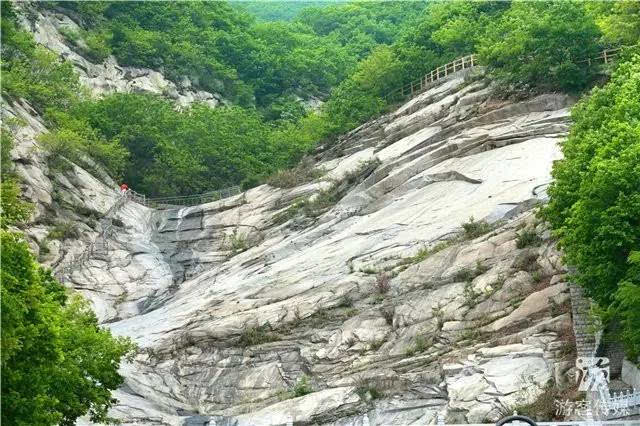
[6, 61, 585, 424]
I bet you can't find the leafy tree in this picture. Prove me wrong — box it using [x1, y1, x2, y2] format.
[478, 1, 601, 92]
[613, 253, 640, 361]
[298, 1, 427, 59]
[324, 45, 402, 132]
[393, 1, 507, 82]
[236, 1, 339, 22]
[1, 7, 83, 114]
[542, 49, 640, 358]
[0, 130, 33, 228]
[1, 231, 137, 425]
[0, 180, 33, 229]
[587, 1, 640, 46]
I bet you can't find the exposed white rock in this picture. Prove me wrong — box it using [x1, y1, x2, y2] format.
[6, 55, 578, 424]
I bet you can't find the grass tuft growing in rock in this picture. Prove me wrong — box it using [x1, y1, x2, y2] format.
[516, 228, 542, 248]
[514, 251, 539, 272]
[399, 241, 453, 266]
[380, 306, 394, 326]
[454, 261, 488, 283]
[271, 158, 380, 227]
[485, 274, 506, 297]
[291, 375, 313, 398]
[47, 222, 79, 240]
[405, 334, 431, 356]
[338, 295, 353, 308]
[463, 281, 479, 307]
[266, 159, 325, 188]
[369, 338, 386, 351]
[462, 216, 493, 239]
[354, 376, 382, 401]
[375, 272, 390, 294]
[497, 377, 579, 422]
[238, 323, 279, 347]
[397, 219, 503, 268]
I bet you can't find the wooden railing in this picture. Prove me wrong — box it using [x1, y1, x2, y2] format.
[579, 47, 623, 65]
[386, 46, 626, 104]
[385, 54, 477, 102]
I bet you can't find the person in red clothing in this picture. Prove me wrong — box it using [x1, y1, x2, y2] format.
[120, 183, 129, 194]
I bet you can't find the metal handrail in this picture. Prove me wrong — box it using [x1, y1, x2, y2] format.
[53, 184, 242, 281]
[143, 185, 241, 208]
[54, 191, 129, 282]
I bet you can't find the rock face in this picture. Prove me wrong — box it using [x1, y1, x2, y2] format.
[6, 65, 580, 424]
[15, 4, 224, 108]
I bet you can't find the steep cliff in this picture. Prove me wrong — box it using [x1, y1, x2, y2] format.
[5, 54, 582, 424]
[14, 4, 224, 108]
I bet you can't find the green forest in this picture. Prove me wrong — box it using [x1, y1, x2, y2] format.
[1, 0, 639, 423]
[3, 1, 637, 196]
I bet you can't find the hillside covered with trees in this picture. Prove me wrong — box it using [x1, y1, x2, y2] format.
[1, 1, 639, 423]
[4, 1, 637, 196]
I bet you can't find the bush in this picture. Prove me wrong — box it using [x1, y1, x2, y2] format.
[354, 376, 383, 401]
[238, 324, 278, 347]
[291, 375, 313, 398]
[38, 129, 85, 171]
[375, 272, 390, 294]
[541, 50, 640, 358]
[266, 159, 324, 189]
[1, 230, 136, 425]
[47, 223, 79, 241]
[516, 228, 542, 249]
[37, 114, 128, 177]
[81, 29, 112, 62]
[0, 180, 33, 229]
[462, 217, 492, 239]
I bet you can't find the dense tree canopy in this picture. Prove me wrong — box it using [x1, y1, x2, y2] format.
[43, 1, 426, 108]
[587, 1, 640, 46]
[234, 1, 340, 22]
[543, 49, 640, 359]
[4, 0, 637, 197]
[478, 1, 601, 92]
